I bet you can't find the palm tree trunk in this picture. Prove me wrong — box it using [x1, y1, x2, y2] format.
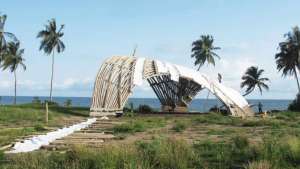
[197, 65, 201, 71]
[14, 71, 16, 105]
[50, 51, 55, 101]
[294, 67, 300, 93]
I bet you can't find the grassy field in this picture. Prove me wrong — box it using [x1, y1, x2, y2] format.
[1, 105, 300, 168]
[0, 103, 89, 147]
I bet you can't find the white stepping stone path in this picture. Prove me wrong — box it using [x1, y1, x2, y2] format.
[7, 118, 97, 153]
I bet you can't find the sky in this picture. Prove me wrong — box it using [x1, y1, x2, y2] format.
[0, 0, 299, 99]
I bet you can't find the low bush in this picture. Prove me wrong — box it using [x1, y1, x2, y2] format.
[172, 121, 187, 132]
[137, 104, 153, 113]
[43, 101, 59, 106]
[31, 96, 41, 104]
[64, 99, 72, 107]
[34, 124, 47, 132]
[232, 135, 249, 149]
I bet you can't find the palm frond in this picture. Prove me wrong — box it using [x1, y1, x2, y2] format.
[241, 66, 269, 96]
[191, 35, 220, 70]
[37, 19, 65, 55]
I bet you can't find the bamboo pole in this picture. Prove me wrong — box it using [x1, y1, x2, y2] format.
[45, 101, 48, 124]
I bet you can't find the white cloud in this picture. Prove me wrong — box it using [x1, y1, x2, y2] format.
[0, 77, 94, 97]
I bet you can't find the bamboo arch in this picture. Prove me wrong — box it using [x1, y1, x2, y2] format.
[90, 56, 254, 117]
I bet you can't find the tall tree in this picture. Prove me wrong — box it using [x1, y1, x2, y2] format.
[191, 35, 221, 70]
[0, 13, 18, 60]
[275, 26, 300, 93]
[37, 19, 65, 101]
[2, 42, 26, 104]
[241, 66, 269, 96]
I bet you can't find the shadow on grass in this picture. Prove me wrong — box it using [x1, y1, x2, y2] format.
[48, 106, 89, 117]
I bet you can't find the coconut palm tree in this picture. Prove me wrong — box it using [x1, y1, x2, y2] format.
[241, 66, 269, 96]
[37, 19, 65, 101]
[191, 35, 221, 70]
[0, 13, 18, 106]
[0, 13, 18, 60]
[2, 42, 26, 104]
[275, 26, 300, 93]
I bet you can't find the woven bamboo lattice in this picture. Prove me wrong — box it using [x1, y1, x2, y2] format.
[90, 56, 254, 117]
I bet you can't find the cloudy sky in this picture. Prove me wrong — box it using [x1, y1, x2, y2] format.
[1, 0, 299, 99]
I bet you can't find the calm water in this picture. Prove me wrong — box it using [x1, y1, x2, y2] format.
[0, 96, 292, 112]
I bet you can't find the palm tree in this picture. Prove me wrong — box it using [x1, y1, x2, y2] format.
[0, 13, 18, 60]
[275, 26, 300, 93]
[2, 42, 26, 104]
[37, 19, 65, 101]
[191, 35, 221, 70]
[241, 66, 269, 96]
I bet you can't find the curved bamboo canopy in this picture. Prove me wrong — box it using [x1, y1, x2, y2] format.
[90, 56, 254, 117]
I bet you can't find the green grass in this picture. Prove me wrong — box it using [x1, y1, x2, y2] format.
[0, 127, 36, 146]
[2, 135, 300, 169]
[0, 104, 89, 126]
[113, 116, 166, 134]
[192, 112, 243, 126]
[0, 103, 89, 146]
[172, 120, 187, 132]
[206, 128, 234, 135]
[2, 107, 300, 168]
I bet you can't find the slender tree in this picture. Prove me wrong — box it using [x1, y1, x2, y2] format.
[241, 66, 269, 96]
[2, 42, 26, 104]
[37, 19, 65, 101]
[0, 13, 18, 60]
[191, 35, 221, 70]
[275, 26, 300, 93]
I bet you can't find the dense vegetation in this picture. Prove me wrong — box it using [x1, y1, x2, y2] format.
[1, 135, 300, 169]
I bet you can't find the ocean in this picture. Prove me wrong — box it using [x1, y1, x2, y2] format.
[0, 96, 292, 112]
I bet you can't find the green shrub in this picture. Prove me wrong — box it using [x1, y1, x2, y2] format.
[34, 124, 47, 132]
[137, 104, 153, 113]
[113, 123, 135, 133]
[32, 96, 41, 104]
[233, 135, 249, 149]
[43, 101, 59, 106]
[123, 110, 136, 117]
[64, 99, 72, 107]
[172, 121, 187, 132]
